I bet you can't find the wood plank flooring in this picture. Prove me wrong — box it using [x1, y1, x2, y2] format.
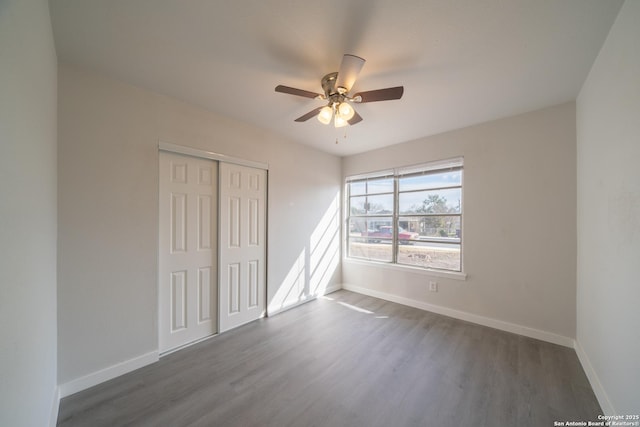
[58, 290, 601, 427]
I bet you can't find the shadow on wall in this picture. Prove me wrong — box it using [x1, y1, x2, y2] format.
[268, 193, 341, 313]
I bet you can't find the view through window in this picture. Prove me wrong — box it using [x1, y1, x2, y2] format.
[346, 158, 463, 272]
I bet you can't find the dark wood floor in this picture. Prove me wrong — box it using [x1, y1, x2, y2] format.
[58, 290, 601, 427]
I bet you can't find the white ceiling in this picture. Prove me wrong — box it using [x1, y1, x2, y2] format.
[50, 0, 622, 157]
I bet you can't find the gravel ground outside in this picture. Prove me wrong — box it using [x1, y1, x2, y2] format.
[348, 242, 460, 271]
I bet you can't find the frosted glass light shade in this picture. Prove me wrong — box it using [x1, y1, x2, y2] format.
[318, 106, 333, 124]
[338, 102, 355, 120]
[334, 115, 348, 128]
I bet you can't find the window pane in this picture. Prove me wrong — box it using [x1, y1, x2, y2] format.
[348, 217, 393, 237]
[366, 194, 393, 214]
[367, 177, 394, 194]
[398, 188, 461, 215]
[348, 217, 368, 236]
[397, 241, 461, 271]
[348, 237, 392, 262]
[349, 180, 366, 196]
[399, 170, 461, 192]
[349, 194, 393, 215]
[349, 196, 367, 215]
[348, 216, 393, 262]
[399, 215, 461, 241]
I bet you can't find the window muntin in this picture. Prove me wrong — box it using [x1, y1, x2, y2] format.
[346, 160, 463, 272]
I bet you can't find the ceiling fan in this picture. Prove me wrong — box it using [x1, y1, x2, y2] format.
[275, 54, 404, 128]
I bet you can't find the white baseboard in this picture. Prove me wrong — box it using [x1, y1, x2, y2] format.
[268, 296, 315, 317]
[160, 333, 219, 357]
[268, 284, 342, 317]
[323, 284, 343, 295]
[59, 350, 159, 398]
[49, 386, 60, 427]
[574, 339, 615, 416]
[342, 283, 574, 348]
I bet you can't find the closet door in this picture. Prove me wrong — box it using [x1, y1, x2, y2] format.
[218, 163, 267, 332]
[159, 152, 217, 353]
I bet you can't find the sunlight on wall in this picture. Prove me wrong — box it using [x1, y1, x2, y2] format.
[269, 248, 306, 313]
[268, 193, 341, 314]
[309, 194, 340, 296]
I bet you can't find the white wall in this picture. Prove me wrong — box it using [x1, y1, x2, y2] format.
[0, 1, 58, 426]
[343, 102, 577, 343]
[576, 0, 640, 415]
[57, 63, 342, 387]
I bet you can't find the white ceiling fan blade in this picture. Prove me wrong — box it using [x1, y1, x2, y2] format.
[335, 54, 365, 93]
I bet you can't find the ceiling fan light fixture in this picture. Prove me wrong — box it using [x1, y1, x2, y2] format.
[276, 54, 405, 130]
[334, 115, 348, 128]
[337, 102, 355, 120]
[317, 106, 333, 125]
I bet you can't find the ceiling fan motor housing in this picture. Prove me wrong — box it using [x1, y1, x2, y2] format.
[321, 72, 339, 98]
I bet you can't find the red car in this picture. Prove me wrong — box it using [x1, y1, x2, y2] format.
[364, 226, 418, 243]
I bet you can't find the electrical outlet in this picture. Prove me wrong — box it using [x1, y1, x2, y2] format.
[429, 281, 438, 292]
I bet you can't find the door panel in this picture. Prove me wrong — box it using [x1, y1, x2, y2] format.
[171, 271, 187, 330]
[219, 163, 266, 332]
[159, 152, 217, 353]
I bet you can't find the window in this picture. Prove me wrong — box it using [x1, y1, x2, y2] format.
[346, 158, 463, 272]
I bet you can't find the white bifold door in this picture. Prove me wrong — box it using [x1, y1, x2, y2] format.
[218, 162, 267, 333]
[159, 152, 218, 353]
[159, 150, 267, 353]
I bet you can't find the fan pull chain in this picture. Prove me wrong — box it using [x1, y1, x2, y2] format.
[335, 128, 348, 144]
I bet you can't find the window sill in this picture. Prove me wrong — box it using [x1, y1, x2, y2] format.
[343, 257, 467, 281]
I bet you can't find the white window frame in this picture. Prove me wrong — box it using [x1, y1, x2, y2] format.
[345, 157, 464, 275]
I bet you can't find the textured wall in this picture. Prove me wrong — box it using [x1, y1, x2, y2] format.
[0, 0, 58, 425]
[576, 0, 640, 415]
